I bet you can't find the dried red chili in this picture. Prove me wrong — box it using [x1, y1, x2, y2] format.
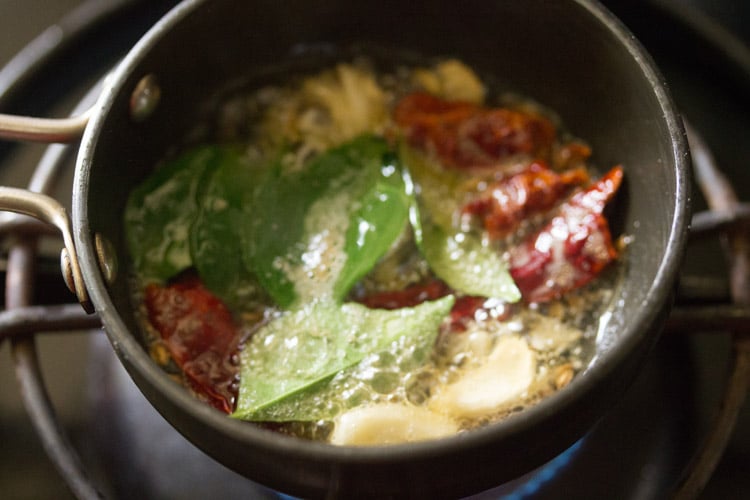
[509, 166, 624, 303]
[355, 279, 452, 310]
[462, 161, 590, 239]
[145, 273, 241, 413]
[394, 92, 556, 169]
[356, 279, 510, 332]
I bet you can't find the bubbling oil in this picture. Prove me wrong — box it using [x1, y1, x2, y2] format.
[133, 51, 625, 444]
[277, 278, 619, 441]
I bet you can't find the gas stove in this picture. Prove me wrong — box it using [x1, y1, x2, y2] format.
[0, 1, 747, 498]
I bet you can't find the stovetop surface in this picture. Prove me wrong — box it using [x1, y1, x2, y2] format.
[0, 1, 747, 498]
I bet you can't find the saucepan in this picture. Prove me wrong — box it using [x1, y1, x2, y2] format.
[0, 0, 690, 497]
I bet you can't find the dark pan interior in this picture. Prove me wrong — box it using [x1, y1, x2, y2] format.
[72, 0, 690, 498]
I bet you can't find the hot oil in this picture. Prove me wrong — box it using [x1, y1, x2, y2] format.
[130, 49, 626, 443]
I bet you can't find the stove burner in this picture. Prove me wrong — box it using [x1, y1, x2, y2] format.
[495, 441, 584, 500]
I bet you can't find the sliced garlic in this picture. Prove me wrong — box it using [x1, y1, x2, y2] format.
[413, 59, 486, 104]
[430, 335, 536, 419]
[301, 63, 387, 145]
[412, 68, 442, 96]
[330, 403, 458, 446]
[434, 59, 486, 104]
[526, 314, 582, 355]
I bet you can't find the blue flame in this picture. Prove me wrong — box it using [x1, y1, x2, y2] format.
[499, 439, 584, 499]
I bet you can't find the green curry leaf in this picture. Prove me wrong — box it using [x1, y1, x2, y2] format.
[334, 177, 411, 300]
[245, 135, 410, 308]
[400, 144, 521, 302]
[124, 146, 230, 281]
[232, 295, 454, 420]
[420, 221, 521, 301]
[190, 151, 264, 307]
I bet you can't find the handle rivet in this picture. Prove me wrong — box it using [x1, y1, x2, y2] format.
[94, 233, 118, 286]
[130, 74, 161, 122]
[60, 248, 76, 295]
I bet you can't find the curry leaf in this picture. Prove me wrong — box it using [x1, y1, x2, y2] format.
[124, 146, 229, 281]
[245, 135, 410, 308]
[420, 221, 521, 301]
[190, 151, 265, 307]
[400, 144, 521, 302]
[232, 295, 454, 420]
[335, 178, 411, 300]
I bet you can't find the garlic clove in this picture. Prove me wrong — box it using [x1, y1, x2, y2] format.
[430, 335, 536, 419]
[330, 403, 458, 446]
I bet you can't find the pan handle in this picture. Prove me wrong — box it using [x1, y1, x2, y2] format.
[0, 187, 92, 312]
[0, 71, 160, 144]
[0, 108, 91, 143]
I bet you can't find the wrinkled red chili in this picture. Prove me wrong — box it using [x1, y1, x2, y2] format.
[145, 273, 241, 413]
[356, 279, 510, 332]
[462, 161, 590, 239]
[509, 166, 623, 303]
[394, 92, 556, 169]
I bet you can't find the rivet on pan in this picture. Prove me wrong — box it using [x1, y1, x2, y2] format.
[60, 248, 77, 295]
[129, 74, 161, 122]
[95, 233, 118, 286]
